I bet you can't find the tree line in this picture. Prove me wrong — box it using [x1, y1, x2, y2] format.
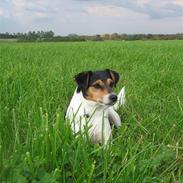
[0, 31, 183, 41]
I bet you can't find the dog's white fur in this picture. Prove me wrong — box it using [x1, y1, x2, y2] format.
[65, 87, 125, 144]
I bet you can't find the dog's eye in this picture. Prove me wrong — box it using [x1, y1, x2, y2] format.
[92, 83, 103, 89]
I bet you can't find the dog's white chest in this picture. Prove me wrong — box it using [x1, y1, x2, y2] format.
[65, 87, 125, 144]
[66, 89, 112, 144]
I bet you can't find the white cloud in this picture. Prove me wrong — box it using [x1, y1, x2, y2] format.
[11, 0, 60, 23]
[0, 8, 3, 17]
[0, 0, 183, 34]
[136, 0, 150, 5]
[86, 5, 148, 19]
[174, 0, 183, 6]
[76, 0, 183, 19]
[87, 6, 122, 17]
[0, 6, 9, 18]
[9, 2, 57, 33]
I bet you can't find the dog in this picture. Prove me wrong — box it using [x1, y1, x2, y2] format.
[65, 69, 125, 145]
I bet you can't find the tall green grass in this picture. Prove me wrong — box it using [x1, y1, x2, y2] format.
[0, 41, 183, 182]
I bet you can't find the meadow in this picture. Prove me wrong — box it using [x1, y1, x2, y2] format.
[0, 41, 183, 182]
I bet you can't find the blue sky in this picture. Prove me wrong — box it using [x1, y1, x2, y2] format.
[0, 0, 183, 35]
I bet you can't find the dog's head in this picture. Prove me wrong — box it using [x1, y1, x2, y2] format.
[74, 69, 119, 105]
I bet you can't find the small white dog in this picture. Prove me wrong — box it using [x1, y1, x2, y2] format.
[65, 69, 125, 144]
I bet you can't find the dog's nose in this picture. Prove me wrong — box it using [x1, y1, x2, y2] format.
[109, 94, 117, 102]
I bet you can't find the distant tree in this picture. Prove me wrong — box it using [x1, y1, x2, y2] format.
[68, 34, 78, 38]
[95, 34, 102, 41]
[110, 33, 120, 40]
[101, 34, 110, 40]
[147, 34, 153, 39]
[0, 31, 183, 41]
[44, 31, 54, 38]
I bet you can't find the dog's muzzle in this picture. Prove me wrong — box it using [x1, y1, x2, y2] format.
[102, 93, 118, 105]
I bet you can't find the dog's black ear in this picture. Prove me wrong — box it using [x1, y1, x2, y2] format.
[106, 69, 120, 87]
[74, 71, 92, 92]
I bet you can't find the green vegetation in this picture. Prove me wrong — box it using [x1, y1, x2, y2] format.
[0, 31, 183, 42]
[0, 41, 183, 182]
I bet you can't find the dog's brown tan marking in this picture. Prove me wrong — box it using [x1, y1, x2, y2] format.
[109, 70, 115, 82]
[106, 69, 119, 87]
[86, 79, 114, 102]
[92, 80, 104, 87]
[107, 78, 114, 87]
[86, 85, 108, 102]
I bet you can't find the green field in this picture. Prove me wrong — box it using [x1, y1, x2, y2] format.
[0, 41, 183, 182]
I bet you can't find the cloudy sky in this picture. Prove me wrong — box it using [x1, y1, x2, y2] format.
[0, 0, 183, 35]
